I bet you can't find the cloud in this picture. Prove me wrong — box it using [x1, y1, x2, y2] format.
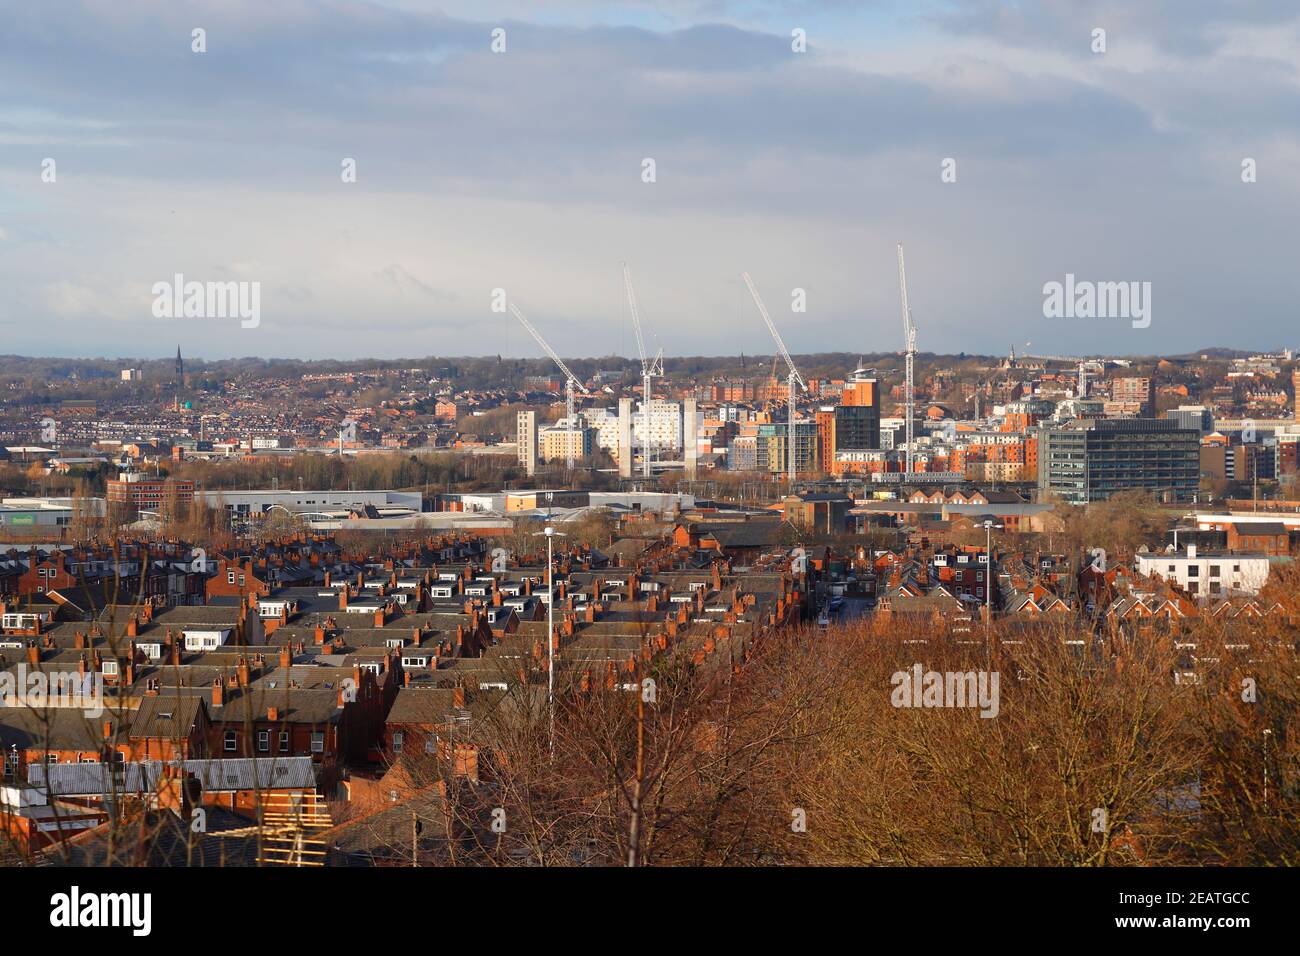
[0, 0, 1297, 359]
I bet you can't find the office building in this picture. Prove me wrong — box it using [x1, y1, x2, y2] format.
[516, 410, 538, 477]
[1036, 419, 1200, 504]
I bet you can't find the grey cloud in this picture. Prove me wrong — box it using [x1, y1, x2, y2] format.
[0, 0, 1296, 359]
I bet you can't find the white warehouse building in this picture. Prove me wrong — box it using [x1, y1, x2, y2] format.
[199, 489, 422, 518]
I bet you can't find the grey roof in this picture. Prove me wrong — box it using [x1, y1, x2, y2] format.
[128, 695, 206, 739]
[28, 756, 318, 797]
[1232, 522, 1288, 536]
[386, 687, 463, 725]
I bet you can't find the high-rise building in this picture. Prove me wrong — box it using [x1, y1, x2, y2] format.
[728, 435, 758, 472]
[516, 410, 538, 477]
[828, 366, 880, 475]
[767, 421, 819, 476]
[1036, 419, 1200, 504]
[683, 397, 698, 479]
[589, 401, 681, 459]
[834, 405, 880, 453]
[617, 398, 633, 478]
[841, 367, 879, 409]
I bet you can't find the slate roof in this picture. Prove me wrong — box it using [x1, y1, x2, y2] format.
[386, 688, 463, 725]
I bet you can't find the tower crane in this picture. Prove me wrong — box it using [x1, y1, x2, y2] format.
[897, 243, 918, 475]
[622, 263, 664, 479]
[509, 301, 582, 471]
[742, 272, 806, 488]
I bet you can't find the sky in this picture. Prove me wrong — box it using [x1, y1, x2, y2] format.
[0, 0, 1298, 362]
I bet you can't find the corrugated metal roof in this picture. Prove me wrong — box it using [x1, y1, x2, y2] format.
[28, 756, 317, 796]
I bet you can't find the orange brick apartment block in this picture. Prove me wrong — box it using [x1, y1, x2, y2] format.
[105, 477, 196, 514]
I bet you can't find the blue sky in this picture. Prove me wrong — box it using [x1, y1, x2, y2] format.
[0, 0, 1297, 361]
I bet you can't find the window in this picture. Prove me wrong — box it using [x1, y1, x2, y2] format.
[425, 738, 436, 755]
[224, 731, 237, 752]
[1187, 566, 1199, 577]
[311, 732, 325, 753]
[393, 732, 403, 753]
[279, 731, 290, 753]
[257, 731, 270, 752]
[227, 571, 235, 584]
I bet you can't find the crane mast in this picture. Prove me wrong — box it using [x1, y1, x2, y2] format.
[509, 301, 580, 471]
[897, 244, 917, 476]
[623, 263, 663, 480]
[742, 272, 806, 488]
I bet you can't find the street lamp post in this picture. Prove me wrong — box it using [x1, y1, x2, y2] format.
[983, 520, 1003, 665]
[533, 522, 565, 757]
